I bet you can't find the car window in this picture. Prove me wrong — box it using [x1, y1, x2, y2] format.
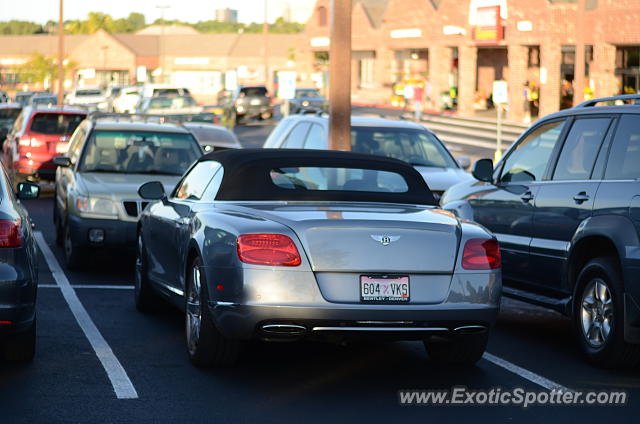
[295, 89, 321, 98]
[304, 124, 326, 149]
[240, 87, 268, 97]
[270, 167, 409, 193]
[282, 122, 311, 148]
[351, 127, 457, 168]
[67, 123, 87, 164]
[263, 118, 295, 147]
[175, 161, 221, 200]
[605, 114, 640, 180]
[0, 108, 21, 128]
[78, 130, 201, 175]
[553, 118, 610, 181]
[201, 163, 224, 200]
[29, 113, 86, 136]
[500, 120, 566, 183]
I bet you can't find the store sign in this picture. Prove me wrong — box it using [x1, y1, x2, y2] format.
[310, 37, 330, 47]
[390, 28, 423, 39]
[474, 6, 503, 45]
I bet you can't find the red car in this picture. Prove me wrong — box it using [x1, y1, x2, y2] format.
[2, 106, 87, 186]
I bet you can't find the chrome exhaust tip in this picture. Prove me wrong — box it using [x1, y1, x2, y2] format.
[261, 324, 307, 336]
[453, 325, 487, 335]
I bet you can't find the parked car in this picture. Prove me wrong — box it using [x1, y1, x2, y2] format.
[0, 172, 40, 362]
[29, 93, 58, 107]
[65, 87, 106, 109]
[264, 115, 472, 199]
[96, 85, 123, 111]
[112, 86, 141, 114]
[14, 92, 38, 106]
[288, 88, 327, 114]
[53, 116, 204, 269]
[182, 122, 242, 152]
[223, 85, 273, 125]
[0, 103, 22, 141]
[135, 148, 501, 367]
[136, 95, 203, 115]
[441, 94, 640, 368]
[2, 106, 87, 187]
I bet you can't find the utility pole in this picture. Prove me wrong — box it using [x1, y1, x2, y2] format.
[263, 0, 269, 90]
[156, 5, 170, 84]
[57, 0, 64, 105]
[573, 0, 586, 106]
[328, 0, 352, 151]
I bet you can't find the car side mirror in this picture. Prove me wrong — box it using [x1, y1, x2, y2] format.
[16, 181, 40, 200]
[472, 158, 494, 182]
[53, 156, 72, 167]
[456, 156, 471, 170]
[138, 181, 166, 200]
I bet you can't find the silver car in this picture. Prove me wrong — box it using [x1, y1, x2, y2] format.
[53, 116, 203, 269]
[263, 115, 473, 200]
[136, 149, 501, 368]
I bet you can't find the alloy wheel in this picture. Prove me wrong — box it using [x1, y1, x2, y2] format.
[580, 278, 614, 348]
[185, 265, 202, 355]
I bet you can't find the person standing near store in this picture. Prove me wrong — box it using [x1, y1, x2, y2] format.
[413, 82, 424, 121]
[403, 82, 414, 113]
[523, 81, 532, 124]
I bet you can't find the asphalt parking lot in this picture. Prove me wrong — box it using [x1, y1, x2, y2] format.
[1, 118, 639, 423]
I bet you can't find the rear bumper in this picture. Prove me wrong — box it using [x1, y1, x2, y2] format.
[0, 263, 36, 338]
[236, 105, 272, 117]
[67, 214, 137, 249]
[209, 302, 498, 341]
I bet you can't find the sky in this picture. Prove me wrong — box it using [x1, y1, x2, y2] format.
[0, 0, 315, 24]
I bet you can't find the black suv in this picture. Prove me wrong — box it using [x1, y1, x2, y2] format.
[223, 86, 273, 125]
[442, 94, 640, 368]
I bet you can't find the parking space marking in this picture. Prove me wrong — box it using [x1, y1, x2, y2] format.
[35, 232, 139, 400]
[483, 352, 570, 391]
[39, 284, 135, 290]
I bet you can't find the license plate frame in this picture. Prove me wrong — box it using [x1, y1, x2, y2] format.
[360, 275, 410, 303]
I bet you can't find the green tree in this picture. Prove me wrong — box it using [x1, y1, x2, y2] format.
[18, 53, 76, 85]
[0, 20, 45, 35]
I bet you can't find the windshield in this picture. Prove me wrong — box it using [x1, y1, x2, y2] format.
[31, 96, 57, 106]
[295, 89, 321, 98]
[147, 96, 196, 110]
[79, 130, 202, 175]
[0, 108, 21, 128]
[76, 90, 103, 97]
[351, 127, 458, 169]
[30, 113, 86, 135]
[240, 87, 268, 97]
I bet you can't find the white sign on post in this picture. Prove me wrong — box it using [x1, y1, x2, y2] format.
[491, 80, 508, 162]
[277, 71, 297, 100]
[492, 80, 508, 104]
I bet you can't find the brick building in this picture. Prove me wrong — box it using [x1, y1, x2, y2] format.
[0, 30, 302, 104]
[298, 0, 640, 121]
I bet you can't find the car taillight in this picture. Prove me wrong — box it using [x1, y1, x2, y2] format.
[0, 220, 22, 248]
[237, 234, 301, 266]
[18, 135, 44, 148]
[461, 238, 501, 270]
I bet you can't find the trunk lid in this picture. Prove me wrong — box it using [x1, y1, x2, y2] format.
[237, 203, 460, 273]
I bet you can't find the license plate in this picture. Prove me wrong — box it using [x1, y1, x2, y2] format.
[56, 142, 69, 154]
[250, 99, 261, 105]
[360, 275, 409, 303]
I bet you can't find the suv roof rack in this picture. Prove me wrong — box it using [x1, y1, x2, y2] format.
[575, 94, 640, 108]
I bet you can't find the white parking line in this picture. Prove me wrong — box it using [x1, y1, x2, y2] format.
[483, 352, 570, 392]
[35, 232, 139, 400]
[39, 284, 135, 290]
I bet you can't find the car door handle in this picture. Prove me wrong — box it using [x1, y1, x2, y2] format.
[520, 191, 534, 203]
[573, 192, 590, 204]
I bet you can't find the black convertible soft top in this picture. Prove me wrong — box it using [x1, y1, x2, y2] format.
[198, 148, 436, 205]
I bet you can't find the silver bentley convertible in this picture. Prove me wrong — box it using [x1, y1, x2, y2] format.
[135, 149, 501, 367]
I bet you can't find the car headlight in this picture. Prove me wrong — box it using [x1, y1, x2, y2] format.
[76, 195, 118, 217]
[302, 101, 310, 107]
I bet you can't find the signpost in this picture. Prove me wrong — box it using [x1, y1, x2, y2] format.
[492, 80, 508, 162]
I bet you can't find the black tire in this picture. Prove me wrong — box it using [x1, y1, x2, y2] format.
[53, 193, 63, 246]
[424, 331, 489, 366]
[134, 231, 160, 313]
[63, 221, 83, 270]
[3, 316, 36, 362]
[573, 257, 640, 368]
[185, 257, 240, 368]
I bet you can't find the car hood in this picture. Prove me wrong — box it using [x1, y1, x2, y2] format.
[76, 172, 181, 199]
[414, 166, 473, 192]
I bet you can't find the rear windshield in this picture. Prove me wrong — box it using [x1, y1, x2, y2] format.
[351, 127, 458, 169]
[79, 130, 202, 175]
[76, 90, 103, 97]
[240, 87, 268, 97]
[147, 96, 196, 109]
[153, 88, 188, 97]
[29, 113, 86, 135]
[31, 96, 57, 106]
[295, 89, 321, 98]
[271, 167, 409, 193]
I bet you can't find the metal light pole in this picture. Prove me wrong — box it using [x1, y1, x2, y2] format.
[328, 0, 352, 151]
[263, 0, 269, 90]
[57, 0, 64, 105]
[156, 5, 170, 84]
[573, 0, 586, 106]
